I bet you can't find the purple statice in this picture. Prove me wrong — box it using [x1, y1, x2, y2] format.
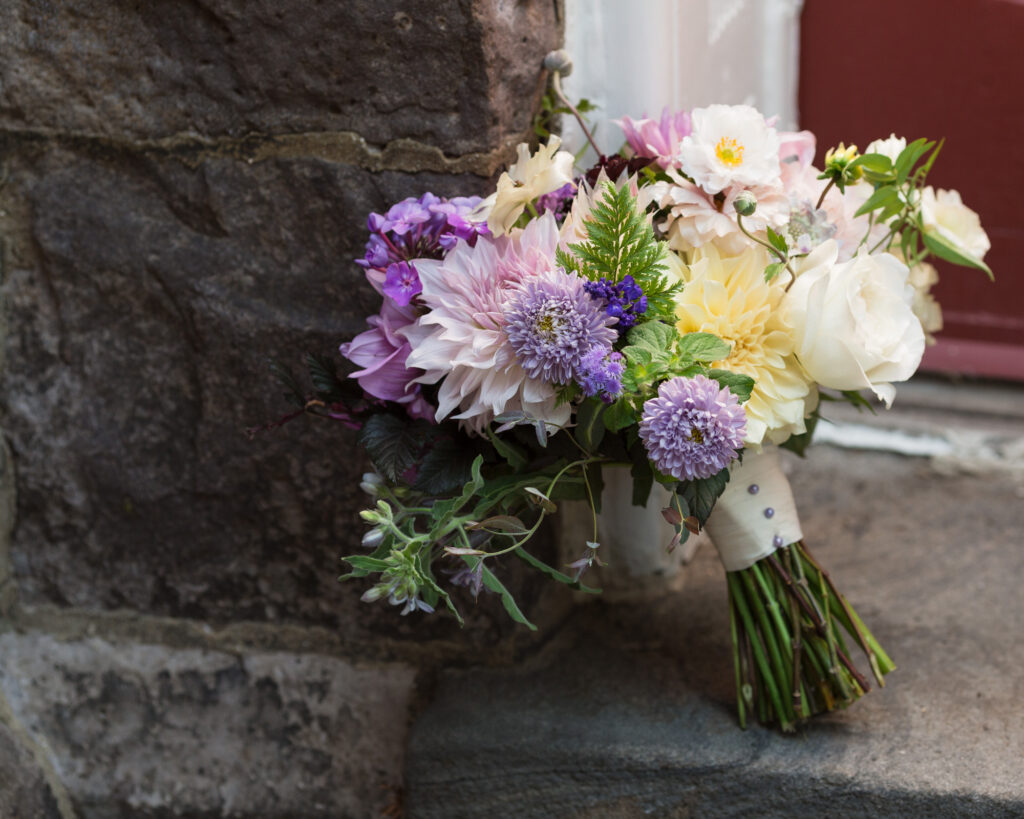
[504, 269, 618, 385]
[583, 275, 648, 333]
[357, 193, 490, 294]
[576, 346, 625, 401]
[536, 182, 577, 223]
[639, 375, 746, 481]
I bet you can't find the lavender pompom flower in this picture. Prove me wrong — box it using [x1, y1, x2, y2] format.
[504, 269, 618, 384]
[583, 275, 648, 332]
[639, 375, 746, 480]
[576, 346, 625, 401]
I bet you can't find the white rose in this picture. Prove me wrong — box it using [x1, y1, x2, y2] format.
[920, 187, 990, 261]
[783, 241, 925, 407]
[865, 134, 907, 163]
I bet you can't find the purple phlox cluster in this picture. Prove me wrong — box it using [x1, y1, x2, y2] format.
[536, 182, 578, 223]
[504, 269, 618, 385]
[358, 192, 490, 297]
[382, 260, 421, 306]
[639, 375, 746, 481]
[583, 275, 648, 333]
[576, 346, 625, 402]
[615, 107, 693, 170]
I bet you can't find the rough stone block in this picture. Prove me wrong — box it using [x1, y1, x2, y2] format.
[0, 714, 63, 819]
[406, 447, 1024, 817]
[0, 0, 562, 154]
[0, 631, 416, 818]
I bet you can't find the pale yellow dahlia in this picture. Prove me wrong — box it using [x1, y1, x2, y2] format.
[674, 244, 816, 447]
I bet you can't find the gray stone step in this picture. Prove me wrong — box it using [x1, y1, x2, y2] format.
[406, 445, 1024, 817]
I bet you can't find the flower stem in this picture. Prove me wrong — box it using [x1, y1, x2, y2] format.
[549, 68, 601, 158]
[815, 178, 836, 211]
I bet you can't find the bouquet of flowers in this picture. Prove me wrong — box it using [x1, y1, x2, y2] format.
[268, 55, 991, 731]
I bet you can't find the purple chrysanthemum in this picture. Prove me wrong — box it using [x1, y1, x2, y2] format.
[504, 269, 618, 384]
[577, 346, 625, 401]
[639, 375, 746, 480]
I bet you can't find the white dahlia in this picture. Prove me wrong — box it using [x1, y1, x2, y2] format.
[400, 214, 571, 434]
[674, 244, 816, 447]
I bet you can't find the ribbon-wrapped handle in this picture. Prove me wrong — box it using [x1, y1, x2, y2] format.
[705, 447, 803, 571]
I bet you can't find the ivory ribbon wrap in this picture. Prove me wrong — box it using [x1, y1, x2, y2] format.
[705, 447, 803, 572]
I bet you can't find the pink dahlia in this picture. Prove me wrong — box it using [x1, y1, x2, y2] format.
[615, 108, 692, 170]
[399, 213, 571, 434]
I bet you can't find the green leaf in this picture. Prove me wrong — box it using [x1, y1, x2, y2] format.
[764, 261, 786, 283]
[706, 369, 755, 403]
[603, 399, 636, 432]
[514, 547, 601, 594]
[342, 555, 392, 573]
[574, 398, 607, 452]
[268, 358, 305, 408]
[766, 227, 788, 255]
[677, 468, 731, 527]
[626, 320, 677, 353]
[486, 428, 529, 471]
[462, 556, 537, 630]
[850, 152, 894, 183]
[305, 353, 346, 402]
[359, 415, 425, 483]
[840, 389, 877, 414]
[677, 332, 731, 363]
[412, 437, 478, 495]
[629, 440, 654, 507]
[779, 412, 819, 458]
[562, 182, 683, 322]
[854, 186, 902, 218]
[922, 230, 993, 279]
[894, 138, 931, 183]
[470, 515, 531, 535]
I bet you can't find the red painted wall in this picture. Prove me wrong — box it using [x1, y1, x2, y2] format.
[799, 0, 1024, 380]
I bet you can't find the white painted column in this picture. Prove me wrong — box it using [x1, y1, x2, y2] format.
[556, 0, 805, 589]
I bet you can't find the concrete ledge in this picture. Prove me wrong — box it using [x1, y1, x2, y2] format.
[407, 445, 1024, 817]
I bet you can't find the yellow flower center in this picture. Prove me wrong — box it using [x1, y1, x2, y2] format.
[715, 136, 745, 167]
[689, 427, 705, 444]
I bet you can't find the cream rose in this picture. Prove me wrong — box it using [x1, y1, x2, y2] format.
[920, 187, 990, 262]
[783, 241, 925, 407]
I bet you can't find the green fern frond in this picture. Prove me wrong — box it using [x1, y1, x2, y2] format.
[563, 182, 683, 323]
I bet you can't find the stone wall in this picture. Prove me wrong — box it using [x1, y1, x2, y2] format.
[0, 3, 564, 816]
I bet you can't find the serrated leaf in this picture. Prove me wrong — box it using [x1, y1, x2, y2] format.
[268, 358, 306, 408]
[764, 261, 786, 283]
[706, 369, 755, 403]
[359, 415, 425, 483]
[412, 437, 478, 495]
[922, 230, 993, 279]
[677, 332, 731, 363]
[306, 352, 346, 402]
[626, 320, 677, 353]
[486, 428, 529, 471]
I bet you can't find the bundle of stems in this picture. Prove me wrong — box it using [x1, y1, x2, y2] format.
[727, 540, 895, 731]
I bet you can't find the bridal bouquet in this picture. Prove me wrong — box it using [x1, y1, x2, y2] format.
[270, 62, 991, 730]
